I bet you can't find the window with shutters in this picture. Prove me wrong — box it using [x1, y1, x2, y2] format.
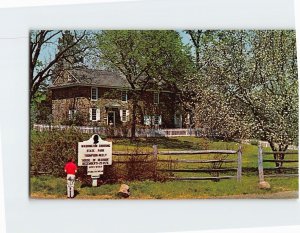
[122, 110, 126, 121]
[92, 108, 97, 121]
[144, 115, 151, 126]
[91, 87, 98, 101]
[121, 91, 128, 102]
[154, 115, 160, 125]
[154, 92, 159, 104]
[68, 109, 77, 120]
[91, 108, 97, 121]
[120, 109, 129, 122]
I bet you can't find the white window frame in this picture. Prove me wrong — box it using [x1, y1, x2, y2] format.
[153, 115, 162, 126]
[144, 115, 151, 126]
[90, 108, 100, 121]
[120, 109, 129, 122]
[91, 87, 98, 101]
[67, 75, 72, 82]
[121, 90, 128, 102]
[91, 108, 97, 121]
[154, 92, 159, 105]
[154, 115, 159, 125]
[68, 109, 77, 120]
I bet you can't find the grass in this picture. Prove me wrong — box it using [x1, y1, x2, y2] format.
[30, 175, 298, 199]
[30, 134, 298, 199]
[113, 137, 298, 168]
[113, 137, 262, 171]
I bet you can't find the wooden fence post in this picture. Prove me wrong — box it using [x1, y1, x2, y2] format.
[153, 145, 158, 159]
[258, 144, 264, 182]
[237, 145, 242, 181]
[153, 145, 158, 179]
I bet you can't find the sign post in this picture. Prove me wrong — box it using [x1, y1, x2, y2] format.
[78, 134, 112, 187]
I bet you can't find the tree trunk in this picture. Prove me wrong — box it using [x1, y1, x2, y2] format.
[131, 97, 138, 141]
[278, 143, 288, 169]
[269, 140, 288, 170]
[268, 141, 279, 167]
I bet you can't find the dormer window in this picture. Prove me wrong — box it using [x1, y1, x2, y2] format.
[154, 92, 159, 104]
[91, 87, 98, 101]
[121, 90, 128, 102]
[67, 75, 72, 82]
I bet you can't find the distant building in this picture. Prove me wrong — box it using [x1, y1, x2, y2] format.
[50, 69, 186, 128]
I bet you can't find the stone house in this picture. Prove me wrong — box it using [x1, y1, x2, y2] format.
[50, 69, 185, 128]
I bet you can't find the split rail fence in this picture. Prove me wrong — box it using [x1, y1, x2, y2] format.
[258, 145, 298, 182]
[113, 145, 243, 181]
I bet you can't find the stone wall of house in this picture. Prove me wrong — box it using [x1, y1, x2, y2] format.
[52, 86, 91, 125]
[51, 86, 180, 128]
[137, 91, 178, 128]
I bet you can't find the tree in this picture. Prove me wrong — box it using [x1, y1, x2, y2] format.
[29, 30, 88, 102]
[30, 90, 52, 129]
[185, 30, 211, 70]
[195, 30, 298, 165]
[193, 87, 251, 140]
[183, 30, 217, 127]
[53, 30, 87, 77]
[97, 30, 192, 139]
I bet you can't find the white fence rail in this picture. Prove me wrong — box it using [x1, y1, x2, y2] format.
[162, 128, 196, 137]
[33, 124, 198, 137]
[32, 125, 298, 150]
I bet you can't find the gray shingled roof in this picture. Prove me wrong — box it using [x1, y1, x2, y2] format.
[51, 69, 174, 92]
[52, 69, 131, 88]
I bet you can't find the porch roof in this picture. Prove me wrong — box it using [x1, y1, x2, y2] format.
[104, 102, 122, 108]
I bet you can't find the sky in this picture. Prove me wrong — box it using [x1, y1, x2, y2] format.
[37, 30, 192, 69]
[179, 30, 191, 45]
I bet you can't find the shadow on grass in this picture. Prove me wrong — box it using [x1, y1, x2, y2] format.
[81, 183, 91, 188]
[113, 137, 201, 150]
[74, 190, 79, 197]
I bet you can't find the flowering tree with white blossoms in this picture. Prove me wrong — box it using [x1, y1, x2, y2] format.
[186, 30, 297, 165]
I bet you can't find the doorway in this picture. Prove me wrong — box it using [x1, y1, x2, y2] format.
[107, 111, 115, 126]
[174, 113, 182, 128]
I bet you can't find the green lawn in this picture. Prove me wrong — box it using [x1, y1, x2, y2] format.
[112, 136, 297, 169]
[30, 135, 298, 199]
[30, 175, 298, 199]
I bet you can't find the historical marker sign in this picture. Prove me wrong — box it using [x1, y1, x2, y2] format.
[78, 134, 112, 186]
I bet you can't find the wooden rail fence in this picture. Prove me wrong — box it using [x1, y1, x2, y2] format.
[113, 145, 243, 181]
[258, 145, 298, 182]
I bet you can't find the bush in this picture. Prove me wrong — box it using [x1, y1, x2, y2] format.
[31, 129, 166, 183]
[30, 128, 88, 177]
[61, 112, 86, 126]
[250, 139, 259, 146]
[100, 144, 167, 183]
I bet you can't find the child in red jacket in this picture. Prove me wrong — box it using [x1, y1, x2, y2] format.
[64, 157, 77, 198]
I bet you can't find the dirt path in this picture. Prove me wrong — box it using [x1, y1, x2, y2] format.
[214, 191, 298, 199]
[31, 191, 298, 199]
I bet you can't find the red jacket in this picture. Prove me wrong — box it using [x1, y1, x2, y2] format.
[64, 162, 77, 175]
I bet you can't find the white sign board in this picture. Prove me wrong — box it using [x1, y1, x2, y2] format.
[78, 134, 112, 179]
